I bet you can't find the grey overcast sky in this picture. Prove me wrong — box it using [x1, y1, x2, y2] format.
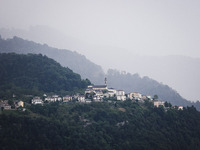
[0, 0, 200, 101]
[0, 0, 200, 57]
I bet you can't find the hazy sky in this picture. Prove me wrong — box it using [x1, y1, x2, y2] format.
[0, 0, 200, 101]
[0, 0, 200, 57]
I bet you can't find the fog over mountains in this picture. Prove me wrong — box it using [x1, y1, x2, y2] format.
[0, 26, 199, 102]
[1, 0, 200, 101]
[1, 35, 199, 110]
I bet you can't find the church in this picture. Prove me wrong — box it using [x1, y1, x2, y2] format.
[85, 78, 108, 94]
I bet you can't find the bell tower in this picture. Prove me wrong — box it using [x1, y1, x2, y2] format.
[105, 77, 107, 87]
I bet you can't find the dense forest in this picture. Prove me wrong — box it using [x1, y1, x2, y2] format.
[0, 101, 200, 150]
[0, 53, 90, 99]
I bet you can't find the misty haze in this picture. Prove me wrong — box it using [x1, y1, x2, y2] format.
[1, 0, 200, 102]
[0, 0, 200, 149]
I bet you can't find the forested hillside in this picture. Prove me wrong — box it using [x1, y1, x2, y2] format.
[0, 36, 198, 108]
[0, 36, 105, 84]
[0, 53, 90, 99]
[107, 69, 192, 107]
[0, 101, 200, 150]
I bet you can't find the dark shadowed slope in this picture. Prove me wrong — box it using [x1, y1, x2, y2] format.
[0, 36, 105, 84]
[1, 102, 200, 149]
[0, 53, 90, 99]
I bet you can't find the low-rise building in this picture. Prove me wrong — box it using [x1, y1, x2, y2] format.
[45, 97, 55, 102]
[85, 99, 92, 103]
[63, 95, 73, 102]
[3, 104, 11, 110]
[78, 95, 85, 103]
[17, 101, 24, 107]
[52, 95, 62, 101]
[178, 105, 183, 110]
[116, 90, 126, 101]
[45, 95, 62, 102]
[129, 92, 142, 100]
[146, 95, 152, 100]
[153, 100, 164, 107]
[32, 97, 43, 105]
[0, 100, 12, 110]
[117, 95, 126, 101]
[107, 88, 117, 97]
[93, 95, 102, 102]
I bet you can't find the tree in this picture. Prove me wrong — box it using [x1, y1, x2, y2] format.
[153, 95, 158, 100]
[102, 90, 108, 94]
[164, 101, 172, 108]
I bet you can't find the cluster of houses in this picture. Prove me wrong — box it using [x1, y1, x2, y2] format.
[0, 100, 24, 110]
[0, 78, 183, 111]
[31, 94, 87, 105]
[31, 78, 183, 110]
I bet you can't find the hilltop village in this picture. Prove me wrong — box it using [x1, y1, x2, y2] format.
[0, 78, 183, 111]
[32, 78, 159, 105]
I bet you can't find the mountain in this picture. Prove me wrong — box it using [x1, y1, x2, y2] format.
[107, 69, 192, 107]
[116, 55, 200, 102]
[1, 27, 199, 102]
[0, 35, 105, 84]
[85, 45, 200, 102]
[0, 53, 90, 98]
[0, 35, 198, 109]
[0, 26, 89, 53]
[1, 101, 200, 149]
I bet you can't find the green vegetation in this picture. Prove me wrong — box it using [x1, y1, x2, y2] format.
[0, 36, 105, 84]
[0, 53, 90, 99]
[0, 37, 200, 149]
[0, 36, 199, 109]
[0, 101, 200, 150]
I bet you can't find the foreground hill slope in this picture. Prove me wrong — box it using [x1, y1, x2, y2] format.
[0, 36, 105, 84]
[0, 101, 200, 150]
[0, 53, 90, 98]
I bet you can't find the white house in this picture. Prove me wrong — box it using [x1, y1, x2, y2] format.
[0, 100, 12, 110]
[153, 100, 164, 107]
[178, 105, 183, 110]
[117, 90, 125, 96]
[78, 95, 85, 103]
[129, 92, 142, 100]
[146, 95, 152, 100]
[32, 97, 43, 105]
[117, 95, 126, 101]
[45, 95, 62, 102]
[93, 95, 102, 102]
[52, 95, 62, 101]
[85, 99, 92, 103]
[116, 90, 126, 101]
[63, 95, 73, 102]
[108, 88, 117, 97]
[17, 101, 24, 107]
[45, 97, 54, 102]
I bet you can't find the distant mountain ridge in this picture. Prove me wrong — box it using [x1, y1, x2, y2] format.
[0, 35, 199, 110]
[107, 69, 193, 107]
[0, 35, 105, 84]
